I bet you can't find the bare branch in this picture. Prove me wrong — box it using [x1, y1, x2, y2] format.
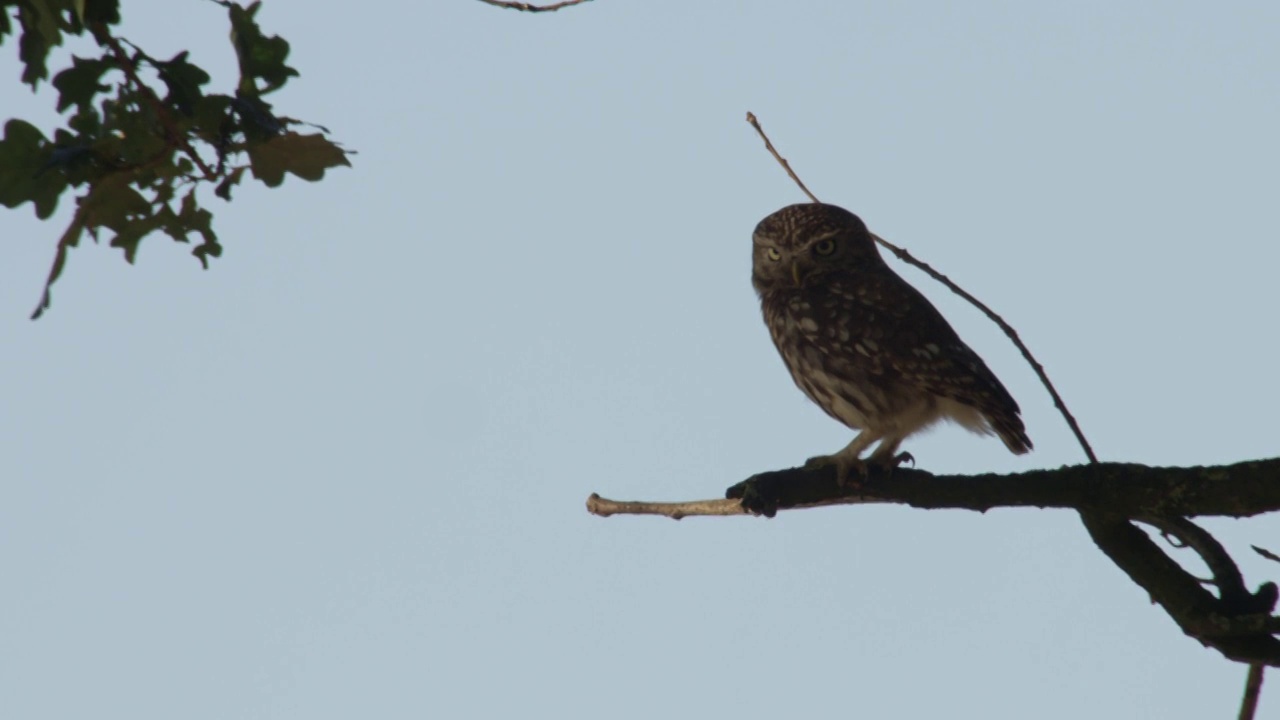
[586, 494, 743, 519]
[1240, 664, 1265, 720]
[1080, 511, 1279, 667]
[717, 458, 1280, 519]
[589, 459, 1280, 664]
[1140, 516, 1264, 611]
[742, 111, 1098, 464]
[475, 0, 594, 11]
[588, 458, 1280, 520]
[869, 232, 1098, 464]
[1256, 546, 1280, 564]
[745, 112, 820, 203]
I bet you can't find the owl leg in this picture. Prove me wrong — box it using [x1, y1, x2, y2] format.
[805, 430, 880, 487]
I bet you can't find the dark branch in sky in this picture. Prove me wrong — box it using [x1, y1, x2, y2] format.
[590, 457, 1280, 666]
[475, 0, 594, 12]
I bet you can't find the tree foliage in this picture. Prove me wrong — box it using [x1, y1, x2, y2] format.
[0, 0, 350, 318]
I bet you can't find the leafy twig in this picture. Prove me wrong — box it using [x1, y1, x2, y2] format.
[31, 207, 87, 320]
[96, 28, 217, 180]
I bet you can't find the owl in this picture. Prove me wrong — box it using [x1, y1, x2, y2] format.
[752, 203, 1032, 482]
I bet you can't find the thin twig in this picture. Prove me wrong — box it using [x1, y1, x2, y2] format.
[744, 111, 1098, 464]
[1256, 546, 1280, 564]
[1239, 664, 1265, 720]
[475, 0, 593, 11]
[745, 112, 820, 203]
[30, 206, 88, 320]
[1141, 516, 1256, 609]
[869, 230, 1098, 463]
[97, 28, 218, 180]
[586, 493, 745, 519]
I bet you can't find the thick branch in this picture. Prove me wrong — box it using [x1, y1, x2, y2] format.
[1081, 511, 1280, 666]
[587, 458, 1280, 520]
[590, 458, 1280, 665]
[588, 459, 1280, 665]
[717, 458, 1280, 519]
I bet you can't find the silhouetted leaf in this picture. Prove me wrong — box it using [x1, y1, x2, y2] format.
[155, 51, 210, 116]
[214, 165, 247, 200]
[0, 5, 12, 41]
[0, 119, 69, 218]
[81, 173, 150, 232]
[109, 214, 160, 264]
[247, 132, 350, 187]
[52, 55, 112, 112]
[223, 0, 298, 96]
[232, 94, 282, 139]
[179, 191, 220, 267]
[15, 2, 64, 88]
[77, 0, 121, 27]
[192, 234, 223, 267]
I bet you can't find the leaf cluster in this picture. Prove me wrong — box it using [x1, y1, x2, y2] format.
[0, 0, 351, 318]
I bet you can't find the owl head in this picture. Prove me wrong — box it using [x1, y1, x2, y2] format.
[751, 203, 884, 294]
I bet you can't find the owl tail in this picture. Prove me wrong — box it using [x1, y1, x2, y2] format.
[993, 416, 1033, 455]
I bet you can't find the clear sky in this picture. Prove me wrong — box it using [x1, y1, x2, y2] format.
[2, 1, 1278, 718]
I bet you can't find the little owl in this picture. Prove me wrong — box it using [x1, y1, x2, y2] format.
[752, 203, 1032, 481]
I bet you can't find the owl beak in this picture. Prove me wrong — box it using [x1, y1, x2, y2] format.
[791, 261, 803, 287]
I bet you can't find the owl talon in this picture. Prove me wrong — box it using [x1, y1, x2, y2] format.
[837, 457, 868, 488]
[891, 451, 915, 468]
[804, 454, 867, 488]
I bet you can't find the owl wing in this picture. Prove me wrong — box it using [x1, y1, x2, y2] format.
[823, 270, 1032, 452]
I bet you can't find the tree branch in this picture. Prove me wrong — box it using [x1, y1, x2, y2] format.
[715, 458, 1274, 518]
[732, 112, 1278, 674]
[1240, 664, 1266, 720]
[586, 494, 743, 519]
[588, 459, 1280, 665]
[1080, 511, 1279, 666]
[745, 112, 820, 204]
[474, 0, 594, 12]
[587, 459, 1280, 520]
[96, 27, 218, 180]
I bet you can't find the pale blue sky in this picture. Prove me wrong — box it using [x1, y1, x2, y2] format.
[2, 1, 1278, 718]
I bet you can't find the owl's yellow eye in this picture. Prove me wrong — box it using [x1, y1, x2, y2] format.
[766, 247, 782, 261]
[814, 239, 837, 256]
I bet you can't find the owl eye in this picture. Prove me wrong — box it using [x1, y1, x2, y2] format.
[766, 247, 782, 261]
[814, 239, 837, 256]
